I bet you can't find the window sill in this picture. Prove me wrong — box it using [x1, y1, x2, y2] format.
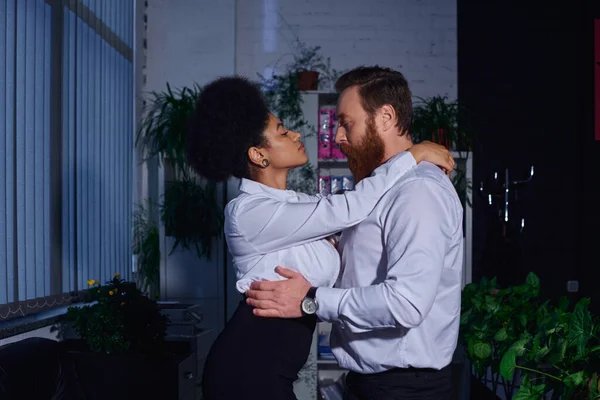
[0, 304, 79, 340]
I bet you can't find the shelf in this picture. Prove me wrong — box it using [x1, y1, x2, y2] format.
[317, 357, 337, 364]
[318, 159, 348, 167]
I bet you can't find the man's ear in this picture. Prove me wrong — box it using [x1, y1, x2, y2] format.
[379, 104, 397, 132]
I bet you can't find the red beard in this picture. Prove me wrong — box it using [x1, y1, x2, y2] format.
[340, 117, 385, 184]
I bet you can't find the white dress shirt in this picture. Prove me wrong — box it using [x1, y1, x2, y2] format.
[316, 157, 464, 373]
[224, 152, 418, 293]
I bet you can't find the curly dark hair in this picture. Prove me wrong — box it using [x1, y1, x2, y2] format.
[335, 66, 412, 136]
[186, 76, 270, 182]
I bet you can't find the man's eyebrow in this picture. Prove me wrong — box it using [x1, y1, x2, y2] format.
[277, 122, 284, 129]
[337, 113, 346, 121]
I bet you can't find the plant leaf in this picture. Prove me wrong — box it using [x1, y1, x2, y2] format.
[472, 342, 492, 359]
[563, 371, 585, 389]
[500, 349, 517, 381]
[513, 375, 546, 400]
[494, 327, 508, 342]
[568, 298, 592, 356]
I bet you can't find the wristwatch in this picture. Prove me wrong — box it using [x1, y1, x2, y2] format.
[301, 287, 319, 316]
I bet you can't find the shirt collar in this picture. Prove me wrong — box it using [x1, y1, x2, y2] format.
[239, 178, 296, 201]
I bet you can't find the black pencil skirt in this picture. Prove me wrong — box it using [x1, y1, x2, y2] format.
[201, 300, 317, 400]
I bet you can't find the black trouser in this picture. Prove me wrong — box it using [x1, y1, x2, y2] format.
[343, 364, 452, 400]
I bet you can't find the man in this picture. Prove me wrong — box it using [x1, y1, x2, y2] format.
[245, 66, 464, 400]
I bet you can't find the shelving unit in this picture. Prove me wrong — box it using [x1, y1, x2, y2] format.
[298, 91, 473, 399]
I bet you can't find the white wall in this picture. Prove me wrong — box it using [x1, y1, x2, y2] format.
[235, 0, 457, 98]
[144, 0, 237, 346]
[145, 0, 237, 91]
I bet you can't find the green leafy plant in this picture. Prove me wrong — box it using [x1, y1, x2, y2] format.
[461, 273, 600, 399]
[499, 297, 600, 400]
[461, 273, 543, 398]
[136, 83, 224, 265]
[137, 84, 202, 174]
[132, 200, 161, 296]
[411, 95, 472, 152]
[160, 177, 223, 258]
[261, 71, 308, 133]
[290, 39, 330, 73]
[411, 95, 474, 208]
[66, 274, 169, 355]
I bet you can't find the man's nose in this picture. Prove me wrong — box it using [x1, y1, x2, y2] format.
[335, 128, 345, 144]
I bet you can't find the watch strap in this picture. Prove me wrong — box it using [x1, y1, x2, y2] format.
[305, 286, 318, 300]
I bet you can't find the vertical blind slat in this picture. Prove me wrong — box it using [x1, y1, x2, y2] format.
[94, 29, 101, 285]
[109, 43, 115, 281]
[43, 1, 51, 297]
[16, 0, 27, 301]
[75, 11, 83, 290]
[34, 0, 46, 299]
[24, 0, 36, 300]
[0, 0, 8, 305]
[79, 15, 89, 287]
[88, 15, 96, 286]
[5, 0, 16, 305]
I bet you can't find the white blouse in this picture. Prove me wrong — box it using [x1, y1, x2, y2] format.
[224, 152, 418, 293]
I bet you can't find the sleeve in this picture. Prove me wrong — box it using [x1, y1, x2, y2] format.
[231, 152, 417, 254]
[315, 179, 459, 332]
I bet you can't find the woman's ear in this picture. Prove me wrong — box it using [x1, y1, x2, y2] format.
[247, 146, 265, 167]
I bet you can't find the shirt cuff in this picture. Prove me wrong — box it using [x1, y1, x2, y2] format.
[315, 287, 346, 322]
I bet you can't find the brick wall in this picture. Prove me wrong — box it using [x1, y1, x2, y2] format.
[235, 0, 457, 98]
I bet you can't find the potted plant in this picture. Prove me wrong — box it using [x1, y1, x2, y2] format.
[460, 273, 543, 399]
[290, 39, 330, 91]
[133, 200, 161, 297]
[411, 95, 474, 209]
[411, 95, 471, 151]
[64, 275, 191, 400]
[136, 83, 224, 263]
[461, 273, 600, 399]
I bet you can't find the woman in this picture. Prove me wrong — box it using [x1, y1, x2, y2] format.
[186, 76, 454, 399]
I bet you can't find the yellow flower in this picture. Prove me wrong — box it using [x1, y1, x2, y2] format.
[87, 279, 96, 286]
[114, 273, 120, 278]
[114, 288, 118, 293]
[109, 290, 114, 296]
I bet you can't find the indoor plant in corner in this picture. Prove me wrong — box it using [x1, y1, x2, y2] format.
[411, 95, 474, 209]
[136, 83, 224, 262]
[64, 275, 191, 400]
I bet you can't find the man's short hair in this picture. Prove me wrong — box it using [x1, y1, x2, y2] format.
[335, 66, 412, 135]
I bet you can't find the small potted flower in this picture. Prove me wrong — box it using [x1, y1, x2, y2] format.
[63, 274, 190, 400]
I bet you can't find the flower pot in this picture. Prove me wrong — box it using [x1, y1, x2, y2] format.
[63, 339, 195, 400]
[297, 71, 319, 91]
[431, 128, 451, 149]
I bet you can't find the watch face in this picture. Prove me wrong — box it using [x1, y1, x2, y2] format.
[302, 298, 317, 314]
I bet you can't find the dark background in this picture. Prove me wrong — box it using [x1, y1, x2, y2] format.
[457, 0, 600, 309]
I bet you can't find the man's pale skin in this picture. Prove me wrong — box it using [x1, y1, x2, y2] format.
[245, 87, 454, 317]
